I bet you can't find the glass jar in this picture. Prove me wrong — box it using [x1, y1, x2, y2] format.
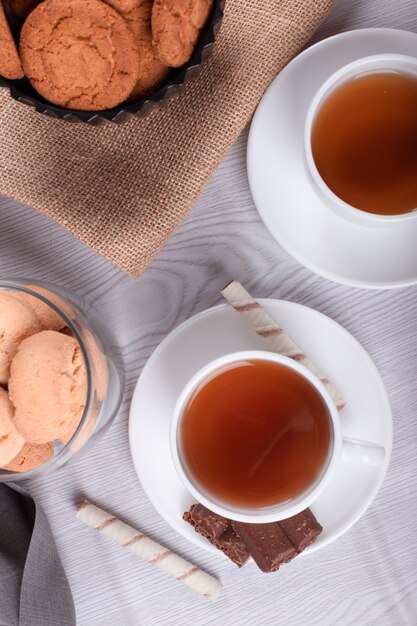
[0, 279, 124, 481]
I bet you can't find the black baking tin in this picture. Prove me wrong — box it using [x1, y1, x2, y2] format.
[0, 0, 225, 125]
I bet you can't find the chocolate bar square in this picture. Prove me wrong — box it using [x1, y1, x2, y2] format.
[279, 509, 323, 552]
[183, 504, 322, 573]
[183, 504, 250, 567]
[232, 521, 297, 573]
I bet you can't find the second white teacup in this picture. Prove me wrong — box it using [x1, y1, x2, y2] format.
[305, 53, 417, 228]
[170, 350, 385, 523]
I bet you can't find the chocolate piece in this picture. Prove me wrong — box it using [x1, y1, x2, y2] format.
[279, 509, 323, 552]
[232, 521, 297, 573]
[183, 504, 250, 567]
[183, 504, 322, 573]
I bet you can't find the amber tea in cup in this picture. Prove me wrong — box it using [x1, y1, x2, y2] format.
[311, 71, 417, 216]
[179, 359, 332, 509]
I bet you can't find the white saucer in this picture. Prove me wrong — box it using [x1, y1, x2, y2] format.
[247, 29, 417, 289]
[129, 300, 392, 559]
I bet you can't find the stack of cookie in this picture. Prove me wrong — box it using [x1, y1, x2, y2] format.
[0, 0, 213, 111]
[0, 287, 93, 473]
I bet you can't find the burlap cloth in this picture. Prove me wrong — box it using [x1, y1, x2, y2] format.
[0, 0, 337, 276]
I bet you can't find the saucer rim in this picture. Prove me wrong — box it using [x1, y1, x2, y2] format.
[129, 300, 393, 559]
[247, 27, 417, 290]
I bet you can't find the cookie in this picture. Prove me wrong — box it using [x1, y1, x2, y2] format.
[105, 0, 169, 99]
[17, 285, 75, 331]
[0, 388, 24, 467]
[3, 441, 54, 472]
[105, 0, 151, 28]
[0, 1, 24, 79]
[9, 330, 87, 444]
[131, 36, 169, 99]
[152, 0, 213, 68]
[0, 290, 40, 384]
[61, 326, 107, 399]
[20, 0, 140, 111]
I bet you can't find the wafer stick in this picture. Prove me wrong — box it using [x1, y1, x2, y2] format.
[76, 500, 223, 601]
[221, 280, 346, 411]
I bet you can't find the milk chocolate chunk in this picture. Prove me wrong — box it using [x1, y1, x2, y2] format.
[183, 504, 322, 572]
[183, 504, 250, 567]
[279, 509, 323, 552]
[232, 521, 297, 573]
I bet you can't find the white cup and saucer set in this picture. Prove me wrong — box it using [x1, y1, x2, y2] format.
[127, 28, 416, 564]
[129, 299, 392, 560]
[248, 28, 417, 289]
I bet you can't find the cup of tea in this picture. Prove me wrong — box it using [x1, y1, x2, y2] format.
[304, 54, 417, 227]
[170, 350, 384, 523]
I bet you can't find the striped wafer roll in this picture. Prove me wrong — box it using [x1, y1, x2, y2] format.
[221, 280, 346, 411]
[76, 500, 223, 601]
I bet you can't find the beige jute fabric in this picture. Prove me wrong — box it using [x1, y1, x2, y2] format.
[0, 0, 337, 276]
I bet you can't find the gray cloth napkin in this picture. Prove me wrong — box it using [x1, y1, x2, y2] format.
[0, 484, 76, 626]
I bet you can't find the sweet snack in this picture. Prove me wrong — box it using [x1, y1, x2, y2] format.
[17, 285, 74, 331]
[152, 0, 213, 67]
[105, 0, 168, 99]
[132, 33, 169, 99]
[105, 0, 151, 29]
[1, 0, 215, 111]
[3, 441, 54, 472]
[232, 509, 322, 572]
[61, 326, 107, 401]
[183, 504, 322, 572]
[19, 0, 140, 110]
[231, 521, 297, 572]
[77, 500, 223, 601]
[278, 509, 324, 552]
[0, 285, 109, 473]
[0, 388, 24, 466]
[0, 2, 23, 80]
[183, 504, 250, 567]
[221, 280, 347, 411]
[9, 330, 87, 443]
[0, 290, 40, 384]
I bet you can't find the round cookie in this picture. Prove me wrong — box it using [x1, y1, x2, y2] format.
[60, 326, 107, 399]
[20, 0, 140, 111]
[3, 442, 54, 473]
[131, 37, 169, 99]
[105, 0, 169, 99]
[105, 0, 152, 41]
[17, 285, 75, 332]
[0, 290, 40, 384]
[0, 2, 24, 79]
[9, 330, 88, 444]
[0, 388, 24, 467]
[152, 0, 213, 68]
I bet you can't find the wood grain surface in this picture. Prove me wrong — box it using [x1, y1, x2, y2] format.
[1, 0, 417, 624]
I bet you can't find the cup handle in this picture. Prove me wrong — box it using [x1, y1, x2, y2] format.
[341, 436, 385, 467]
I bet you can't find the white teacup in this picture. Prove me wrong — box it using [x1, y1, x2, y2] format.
[170, 350, 385, 523]
[304, 53, 417, 228]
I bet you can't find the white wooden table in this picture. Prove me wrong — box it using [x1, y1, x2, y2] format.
[1, 1, 417, 623]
